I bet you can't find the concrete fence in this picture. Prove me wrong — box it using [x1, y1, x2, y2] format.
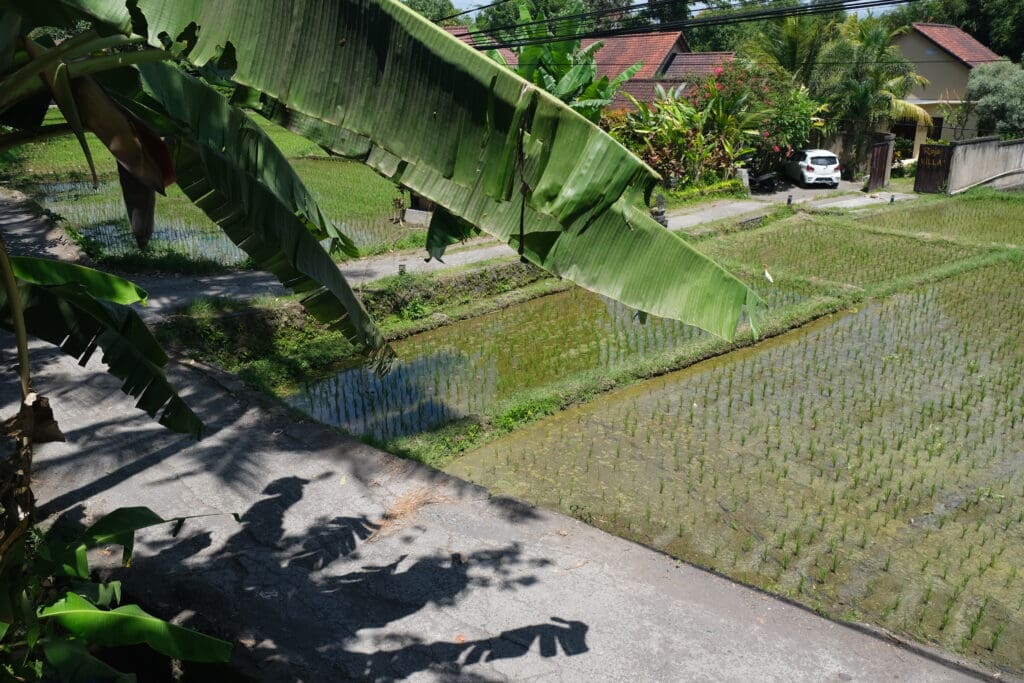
[947, 136, 1024, 194]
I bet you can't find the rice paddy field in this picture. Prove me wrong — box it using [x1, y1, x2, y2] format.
[1, 111, 421, 267]
[288, 271, 831, 443]
[438, 199, 1024, 674]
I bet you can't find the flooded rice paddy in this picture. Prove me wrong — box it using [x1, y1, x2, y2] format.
[36, 179, 418, 262]
[702, 214, 980, 288]
[448, 261, 1024, 671]
[287, 276, 817, 442]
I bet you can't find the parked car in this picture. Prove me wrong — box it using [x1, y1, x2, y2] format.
[783, 149, 841, 188]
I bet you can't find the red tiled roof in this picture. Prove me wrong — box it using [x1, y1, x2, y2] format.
[662, 52, 734, 79]
[445, 28, 687, 80]
[911, 23, 1001, 67]
[582, 31, 687, 79]
[609, 79, 686, 111]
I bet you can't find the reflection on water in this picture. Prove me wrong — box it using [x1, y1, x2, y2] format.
[288, 280, 807, 441]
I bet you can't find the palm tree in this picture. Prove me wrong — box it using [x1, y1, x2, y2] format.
[739, 15, 838, 86]
[811, 17, 931, 177]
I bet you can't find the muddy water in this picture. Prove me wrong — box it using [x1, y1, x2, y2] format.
[448, 261, 1024, 672]
[288, 281, 810, 442]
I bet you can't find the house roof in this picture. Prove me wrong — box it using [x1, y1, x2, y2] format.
[581, 31, 688, 79]
[910, 22, 1001, 67]
[443, 28, 688, 80]
[661, 51, 734, 79]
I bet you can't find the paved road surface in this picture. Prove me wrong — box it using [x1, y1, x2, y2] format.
[1, 191, 983, 682]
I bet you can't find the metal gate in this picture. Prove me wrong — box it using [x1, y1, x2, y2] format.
[867, 137, 893, 191]
[914, 144, 952, 193]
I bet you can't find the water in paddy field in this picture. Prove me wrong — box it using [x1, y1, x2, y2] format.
[35, 181, 417, 262]
[39, 181, 249, 266]
[288, 279, 810, 442]
[448, 260, 1024, 672]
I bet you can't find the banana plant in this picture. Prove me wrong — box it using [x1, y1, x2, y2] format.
[0, 1, 762, 677]
[486, 1, 642, 123]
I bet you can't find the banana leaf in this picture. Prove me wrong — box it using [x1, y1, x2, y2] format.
[43, 638, 135, 683]
[53, 0, 763, 340]
[0, 279, 202, 438]
[39, 592, 232, 662]
[95, 62, 388, 361]
[11, 256, 148, 305]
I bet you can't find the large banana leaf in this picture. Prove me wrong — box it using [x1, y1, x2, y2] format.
[52, 0, 763, 340]
[39, 592, 232, 662]
[96, 62, 389, 360]
[0, 277, 202, 438]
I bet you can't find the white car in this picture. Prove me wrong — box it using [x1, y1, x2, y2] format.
[784, 149, 841, 188]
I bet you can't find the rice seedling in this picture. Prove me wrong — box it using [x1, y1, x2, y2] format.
[448, 260, 1024, 674]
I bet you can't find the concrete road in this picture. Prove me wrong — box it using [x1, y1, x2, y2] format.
[5, 343, 987, 682]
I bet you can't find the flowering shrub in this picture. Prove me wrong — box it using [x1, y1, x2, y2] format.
[607, 62, 823, 187]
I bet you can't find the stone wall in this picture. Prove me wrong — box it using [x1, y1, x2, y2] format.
[948, 136, 1024, 194]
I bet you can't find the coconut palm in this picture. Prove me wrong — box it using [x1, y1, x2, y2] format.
[739, 15, 839, 86]
[811, 17, 931, 177]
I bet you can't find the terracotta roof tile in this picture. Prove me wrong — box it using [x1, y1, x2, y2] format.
[911, 23, 1002, 67]
[583, 31, 687, 79]
[662, 52, 734, 79]
[443, 28, 688, 80]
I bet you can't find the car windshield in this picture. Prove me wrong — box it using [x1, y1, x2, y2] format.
[811, 156, 838, 166]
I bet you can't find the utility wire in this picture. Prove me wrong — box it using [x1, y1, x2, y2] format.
[468, 0, 916, 50]
[477, 0, 912, 50]
[447, 0, 797, 41]
[437, 0, 519, 23]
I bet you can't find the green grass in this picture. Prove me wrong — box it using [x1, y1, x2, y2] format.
[663, 178, 748, 210]
[859, 188, 1024, 247]
[156, 260, 554, 396]
[702, 212, 982, 289]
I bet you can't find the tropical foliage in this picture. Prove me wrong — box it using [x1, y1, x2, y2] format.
[810, 17, 931, 176]
[486, 1, 641, 123]
[967, 60, 1024, 138]
[610, 79, 765, 187]
[3, 0, 762, 677]
[738, 15, 839, 86]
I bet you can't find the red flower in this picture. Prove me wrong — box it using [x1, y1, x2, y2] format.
[773, 145, 780, 152]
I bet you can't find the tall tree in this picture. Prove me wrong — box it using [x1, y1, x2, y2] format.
[883, 0, 1024, 61]
[738, 15, 839, 86]
[967, 60, 1024, 137]
[812, 17, 931, 176]
[402, 0, 464, 25]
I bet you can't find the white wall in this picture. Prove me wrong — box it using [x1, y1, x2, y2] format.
[947, 136, 1024, 194]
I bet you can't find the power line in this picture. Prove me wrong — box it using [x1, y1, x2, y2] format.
[472, 57, 1009, 67]
[437, 0, 518, 23]
[467, 0, 917, 50]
